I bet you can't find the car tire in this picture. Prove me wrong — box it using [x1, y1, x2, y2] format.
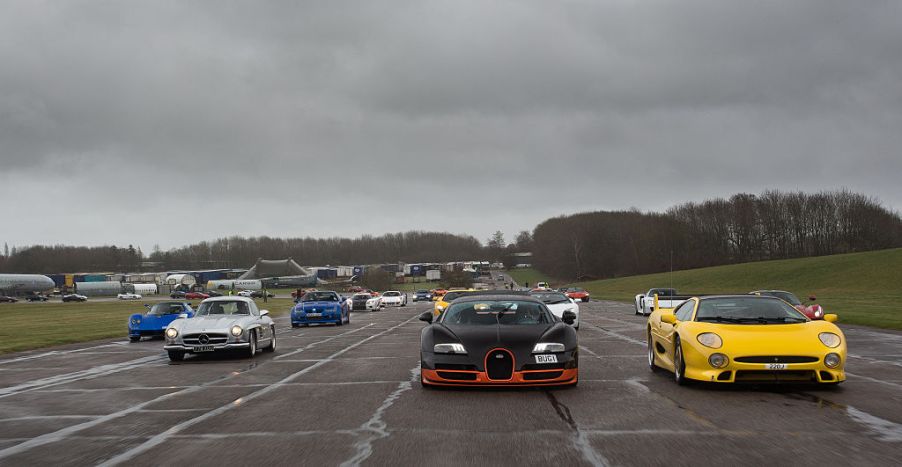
[129, 336, 140, 343]
[336, 317, 343, 326]
[247, 331, 257, 358]
[674, 337, 688, 385]
[291, 323, 299, 328]
[583, 298, 589, 303]
[168, 350, 184, 362]
[263, 326, 276, 352]
[647, 330, 659, 372]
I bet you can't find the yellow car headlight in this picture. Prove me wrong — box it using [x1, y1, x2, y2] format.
[818, 332, 841, 348]
[697, 332, 723, 349]
[165, 328, 178, 339]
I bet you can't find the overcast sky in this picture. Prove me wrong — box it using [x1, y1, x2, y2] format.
[2, 0, 901, 251]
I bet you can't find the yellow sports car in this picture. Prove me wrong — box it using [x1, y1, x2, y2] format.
[647, 294, 846, 385]
[432, 289, 476, 317]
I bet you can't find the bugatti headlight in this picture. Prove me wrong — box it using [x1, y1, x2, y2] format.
[697, 333, 723, 349]
[824, 352, 841, 368]
[433, 343, 467, 354]
[165, 328, 178, 339]
[708, 353, 729, 368]
[230, 325, 243, 337]
[533, 343, 565, 353]
[818, 332, 841, 348]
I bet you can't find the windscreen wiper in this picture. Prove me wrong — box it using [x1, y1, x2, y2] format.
[696, 316, 743, 323]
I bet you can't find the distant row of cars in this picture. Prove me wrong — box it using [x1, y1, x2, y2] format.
[0, 293, 89, 302]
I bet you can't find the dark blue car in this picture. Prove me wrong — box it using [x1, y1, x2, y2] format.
[291, 291, 350, 327]
[128, 301, 194, 341]
[413, 290, 433, 302]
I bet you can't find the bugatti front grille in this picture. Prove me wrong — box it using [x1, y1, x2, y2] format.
[485, 349, 514, 380]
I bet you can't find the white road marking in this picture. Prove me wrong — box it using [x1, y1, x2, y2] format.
[274, 324, 375, 360]
[0, 343, 129, 366]
[584, 323, 645, 347]
[846, 406, 902, 442]
[341, 364, 420, 467]
[97, 315, 419, 466]
[0, 355, 163, 399]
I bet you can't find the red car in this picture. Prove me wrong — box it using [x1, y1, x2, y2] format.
[564, 287, 590, 302]
[749, 290, 824, 320]
[184, 291, 209, 300]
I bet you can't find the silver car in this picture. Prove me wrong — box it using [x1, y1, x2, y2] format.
[164, 296, 276, 361]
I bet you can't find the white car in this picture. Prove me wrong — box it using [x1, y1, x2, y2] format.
[380, 291, 408, 307]
[529, 291, 580, 329]
[237, 290, 255, 297]
[117, 293, 142, 300]
[164, 296, 276, 361]
[350, 293, 382, 311]
[634, 288, 687, 315]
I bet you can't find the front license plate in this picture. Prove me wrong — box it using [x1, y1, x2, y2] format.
[765, 363, 788, 370]
[306, 313, 322, 318]
[535, 354, 558, 364]
[193, 345, 214, 352]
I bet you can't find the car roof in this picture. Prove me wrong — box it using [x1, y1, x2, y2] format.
[698, 295, 782, 301]
[452, 293, 543, 304]
[202, 296, 255, 303]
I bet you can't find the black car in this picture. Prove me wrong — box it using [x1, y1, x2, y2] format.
[0, 296, 18, 303]
[250, 290, 274, 299]
[418, 293, 578, 388]
[170, 291, 187, 299]
[25, 295, 49, 302]
[205, 290, 223, 297]
[62, 294, 88, 302]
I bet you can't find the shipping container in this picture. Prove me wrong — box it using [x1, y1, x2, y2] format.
[426, 270, 441, 281]
[65, 274, 75, 287]
[83, 274, 107, 282]
[132, 283, 158, 295]
[48, 274, 66, 288]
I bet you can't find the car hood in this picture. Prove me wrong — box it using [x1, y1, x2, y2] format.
[689, 321, 845, 354]
[296, 301, 342, 310]
[544, 302, 578, 316]
[441, 323, 554, 360]
[177, 316, 249, 333]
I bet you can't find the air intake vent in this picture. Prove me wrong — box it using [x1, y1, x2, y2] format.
[735, 356, 818, 364]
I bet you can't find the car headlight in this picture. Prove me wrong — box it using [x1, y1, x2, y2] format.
[708, 353, 729, 368]
[819, 332, 841, 348]
[824, 352, 842, 368]
[165, 328, 178, 339]
[230, 325, 243, 337]
[697, 333, 723, 349]
[533, 343, 565, 353]
[131, 318, 140, 325]
[433, 343, 467, 354]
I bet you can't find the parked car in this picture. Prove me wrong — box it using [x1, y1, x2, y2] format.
[237, 290, 255, 297]
[749, 290, 825, 320]
[206, 290, 223, 297]
[117, 293, 143, 300]
[164, 297, 276, 361]
[413, 290, 433, 302]
[249, 290, 274, 299]
[380, 291, 408, 307]
[184, 291, 210, 300]
[128, 301, 195, 342]
[0, 296, 18, 303]
[291, 291, 351, 327]
[62, 294, 88, 302]
[170, 291, 187, 299]
[25, 294, 49, 302]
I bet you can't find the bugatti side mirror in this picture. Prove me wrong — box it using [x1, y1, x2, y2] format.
[419, 311, 433, 323]
[562, 310, 576, 325]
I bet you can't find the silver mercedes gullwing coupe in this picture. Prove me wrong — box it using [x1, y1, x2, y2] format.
[164, 296, 276, 361]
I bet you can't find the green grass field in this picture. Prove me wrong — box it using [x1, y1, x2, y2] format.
[571, 248, 902, 330]
[505, 268, 555, 288]
[0, 298, 297, 355]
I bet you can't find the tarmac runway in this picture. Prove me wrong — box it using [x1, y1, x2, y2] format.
[1, 300, 901, 466]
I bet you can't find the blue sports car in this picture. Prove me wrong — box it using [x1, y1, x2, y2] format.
[128, 301, 195, 341]
[291, 291, 350, 327]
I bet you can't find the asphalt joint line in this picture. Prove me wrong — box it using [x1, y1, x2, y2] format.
[544, 391, 610, 467]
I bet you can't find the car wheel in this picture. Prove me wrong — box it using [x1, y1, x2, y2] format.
[674, 337, 688, 385]
[129, 336, 140, 343]
[291, 323, 299, 328]
[647, 330, 658, 372]
[583, 298, 589, 303]
[263, 326, 276, 352]
[336, 316, 343, 326]
[247, 331, 257, 358]
[168, 350, 184, 362]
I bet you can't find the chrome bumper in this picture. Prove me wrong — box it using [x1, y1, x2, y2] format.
[164, 343, 250, 352]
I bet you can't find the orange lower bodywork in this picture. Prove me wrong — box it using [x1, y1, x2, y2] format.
[421, 368, 578, 387]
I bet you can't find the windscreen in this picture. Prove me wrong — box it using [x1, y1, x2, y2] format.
[441, 300, 552, 326]
[651, 288, 677, 297]
[352, 294, 371, 300]
[529, 292, 571, 304]
[695, 297, 807, 323]
[442, 291, 471, 302]
[382, 291, 400, 297]
[567, 288, 585, 292]
[149, 303, 183, 315]
[195, 301, 251, 316]
[302, 292, 339, 302]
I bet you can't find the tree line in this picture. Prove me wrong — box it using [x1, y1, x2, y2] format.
[531, 190, 902, 281]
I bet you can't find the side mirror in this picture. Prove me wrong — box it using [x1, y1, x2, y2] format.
[260, 309, 269, 317]
[809, 295, 817, 302]
[178, 313, 188, 319]
[823, 314, 838, 323]
[419, 311, 433, 323]
[562, 310, 576, 325]
[660, 314, 676, 325]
